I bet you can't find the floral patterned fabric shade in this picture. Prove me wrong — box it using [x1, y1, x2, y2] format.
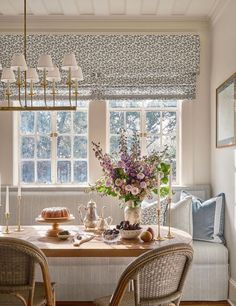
[0, 34, 200, 101]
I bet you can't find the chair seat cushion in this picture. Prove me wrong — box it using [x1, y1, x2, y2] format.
[0, 282, 54, 306]
[95, 291, 135, 306]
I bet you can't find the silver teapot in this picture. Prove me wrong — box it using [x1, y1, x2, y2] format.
[96, 206, 113, 232]
[78, 199, 99, 229]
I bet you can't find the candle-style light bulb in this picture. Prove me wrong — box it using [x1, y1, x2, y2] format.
[5, 186, 9, 214]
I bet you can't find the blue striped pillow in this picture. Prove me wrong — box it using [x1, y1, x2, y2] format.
[181, 191, 225, 244]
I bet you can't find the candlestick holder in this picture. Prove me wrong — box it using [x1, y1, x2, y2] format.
[3, 213, 11, 234]
[155, 208, 165, 241]
[15, 196, 24, 232]
[165, 196, 175, 239]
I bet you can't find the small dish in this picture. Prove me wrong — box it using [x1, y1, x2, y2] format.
[120, 228, 142, 240]
[102, 229, 120, 244]
[57, 230, 71, 240]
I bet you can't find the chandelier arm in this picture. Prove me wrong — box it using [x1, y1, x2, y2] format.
[69, 67, 72, 106]
[24, 0, 27, 107]
[17, 67, 22, 107]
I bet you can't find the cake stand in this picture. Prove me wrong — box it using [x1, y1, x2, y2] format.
[35, 215, 75, 237]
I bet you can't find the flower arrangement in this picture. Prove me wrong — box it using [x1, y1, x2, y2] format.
[91, 131, 170, 207]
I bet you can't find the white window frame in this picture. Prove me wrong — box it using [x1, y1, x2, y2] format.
[107, 100, 180, 184]
[17, 109, 89, 186]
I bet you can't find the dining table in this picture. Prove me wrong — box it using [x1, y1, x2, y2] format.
[0, 225, 192, 257]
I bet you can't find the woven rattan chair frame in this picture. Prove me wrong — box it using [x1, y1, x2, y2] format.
[108, 243, 193, 306]
[0, 237, 55, 306]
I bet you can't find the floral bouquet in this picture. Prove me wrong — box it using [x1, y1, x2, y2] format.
[91, 131, 170, 207]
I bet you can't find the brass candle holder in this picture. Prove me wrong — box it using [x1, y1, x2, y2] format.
[155, 172, 165, 241]
[165, 196, 175, 239]
[155, 208, 165, 241]
[3, 213, 11, 234]
[15, 196, 24, 232]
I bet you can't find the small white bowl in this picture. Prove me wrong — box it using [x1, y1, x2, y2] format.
[120, 229, 142, 240]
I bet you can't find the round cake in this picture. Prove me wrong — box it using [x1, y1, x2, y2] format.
[41, 207, 70, 219]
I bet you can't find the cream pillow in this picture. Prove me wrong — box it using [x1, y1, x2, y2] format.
[165, 196, 193, 235]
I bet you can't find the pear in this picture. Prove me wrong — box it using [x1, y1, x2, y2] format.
[140, 231, 152, 242]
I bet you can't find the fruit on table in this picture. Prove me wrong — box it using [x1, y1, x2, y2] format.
[103, 228, 120, 241]
[116, 221, 141, 230]
[140, 231, 152, 242]
[146, 227, 155, 240]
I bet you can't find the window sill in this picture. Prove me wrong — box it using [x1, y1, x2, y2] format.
[5, 185, 91, 193]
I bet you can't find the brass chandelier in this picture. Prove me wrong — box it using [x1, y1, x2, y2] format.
[0, 0, 83, 111]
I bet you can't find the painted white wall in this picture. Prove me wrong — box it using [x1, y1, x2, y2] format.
[0, 20, 211, 187]
[210, 0, 236, 302]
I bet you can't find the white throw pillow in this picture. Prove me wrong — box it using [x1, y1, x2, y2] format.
[165, 196, 193, 235]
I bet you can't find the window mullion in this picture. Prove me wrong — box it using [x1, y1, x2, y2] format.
[51, 112, 57, 184]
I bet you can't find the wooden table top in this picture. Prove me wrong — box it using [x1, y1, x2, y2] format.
[0, 225, 192, 257]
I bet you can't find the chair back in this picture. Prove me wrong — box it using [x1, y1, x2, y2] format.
[110, 243, 193, 306]
[0, 237, 54, 306]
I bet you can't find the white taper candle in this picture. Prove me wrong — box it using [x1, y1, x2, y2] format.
[157, 172, 161, 210]
[169, 164, 172, 198]
[5, 186, 9, 214]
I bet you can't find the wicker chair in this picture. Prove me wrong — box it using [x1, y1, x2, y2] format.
[0, 237, 55, 306]
[95, 243, 193, 306]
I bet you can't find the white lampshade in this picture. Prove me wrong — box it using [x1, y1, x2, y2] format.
[11, 54, 28, 71]
[71, 66, 83, 81]
[26, 68, 39, 83]
[37, 54, 54, 71]
[47, 67, 61, 82]
[62, 53, 78, 71]
[1, 68, 16, 83]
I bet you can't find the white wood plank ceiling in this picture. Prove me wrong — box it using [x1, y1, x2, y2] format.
[0, 0, 225, 19]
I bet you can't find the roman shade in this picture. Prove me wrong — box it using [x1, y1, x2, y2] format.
[0, 34, 200, 101]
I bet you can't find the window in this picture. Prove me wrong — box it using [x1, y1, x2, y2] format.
[19, 102, 88, 185]
[108, 100, 179, 183]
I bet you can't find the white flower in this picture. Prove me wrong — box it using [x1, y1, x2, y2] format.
[131, 187, 140, 195]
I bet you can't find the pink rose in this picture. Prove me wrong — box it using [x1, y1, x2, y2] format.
[140, 181, 147, 189]
[137, 173, 145, 180]
[125, 185, 132, 191]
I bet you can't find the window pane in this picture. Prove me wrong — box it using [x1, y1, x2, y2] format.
[146, 112, 161, 134]
[22, 161, 34, 183]
[146, 136, 160, 154]
[20, 112, 34, 134]
[74, 161, 87, 183]
[57, 112, 71, 134]
[110, 136, 119, 154]
[57, 136, 71, 158]
[162, 112, 176, 135]
[37, 161, 51, 183]
[74, 112, 87, 134]
[144, 100, 162, 108]
[110, 111, 124, 134]
[126, 111, 140, 134]
[37, 136, 51, 159]
[126, 100, 142, 108]
[109, 100, 124, 108]
[76, 101, 88, 108]
[57, 161, 71, 183]
[74, 136, 87, 159]
[21, 136, 35, 158]
[36, 112, 51, 134]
